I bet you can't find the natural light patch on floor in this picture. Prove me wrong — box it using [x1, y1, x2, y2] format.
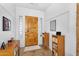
[24, 45, 41, 52]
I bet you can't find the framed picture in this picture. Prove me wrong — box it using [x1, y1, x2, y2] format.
[3, 16, 11, 31]
[50, 20, 56, 31]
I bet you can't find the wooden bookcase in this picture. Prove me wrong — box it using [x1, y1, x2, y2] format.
[52, 35, 65, 56]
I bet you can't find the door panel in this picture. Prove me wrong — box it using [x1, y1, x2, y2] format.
[25, 16, 38, 46]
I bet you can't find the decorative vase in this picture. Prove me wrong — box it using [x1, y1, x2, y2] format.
[1, 42, 6, 50]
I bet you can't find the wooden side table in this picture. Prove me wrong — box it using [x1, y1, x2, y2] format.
[0, 40, 20, 56]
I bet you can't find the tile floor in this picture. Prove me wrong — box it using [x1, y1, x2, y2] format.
[19, 47, 52, 56]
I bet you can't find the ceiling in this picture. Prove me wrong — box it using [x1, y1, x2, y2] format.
[16, 3, 52, 12]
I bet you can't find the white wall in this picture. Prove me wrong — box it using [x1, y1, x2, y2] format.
[0, 4, 16, 47]
[45, 12, 70, 56]
[45, 3, 76, 56]
[45, 3, 69, 22]
[68, 3, 76, 56]
[16, 7, 44, 47]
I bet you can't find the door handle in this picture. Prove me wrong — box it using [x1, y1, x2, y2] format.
[40, 35, 42, 37]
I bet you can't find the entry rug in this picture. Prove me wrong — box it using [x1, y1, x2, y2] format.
[24, 45, 41, 52]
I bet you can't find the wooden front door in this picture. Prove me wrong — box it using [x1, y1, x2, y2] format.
[25, 16, 38, 46]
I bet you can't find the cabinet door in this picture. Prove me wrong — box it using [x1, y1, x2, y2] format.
[58, 36, 64, 56]
[43, 33, 49, 48]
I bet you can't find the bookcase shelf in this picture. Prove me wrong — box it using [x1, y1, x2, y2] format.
[52, 35, 65, 56]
